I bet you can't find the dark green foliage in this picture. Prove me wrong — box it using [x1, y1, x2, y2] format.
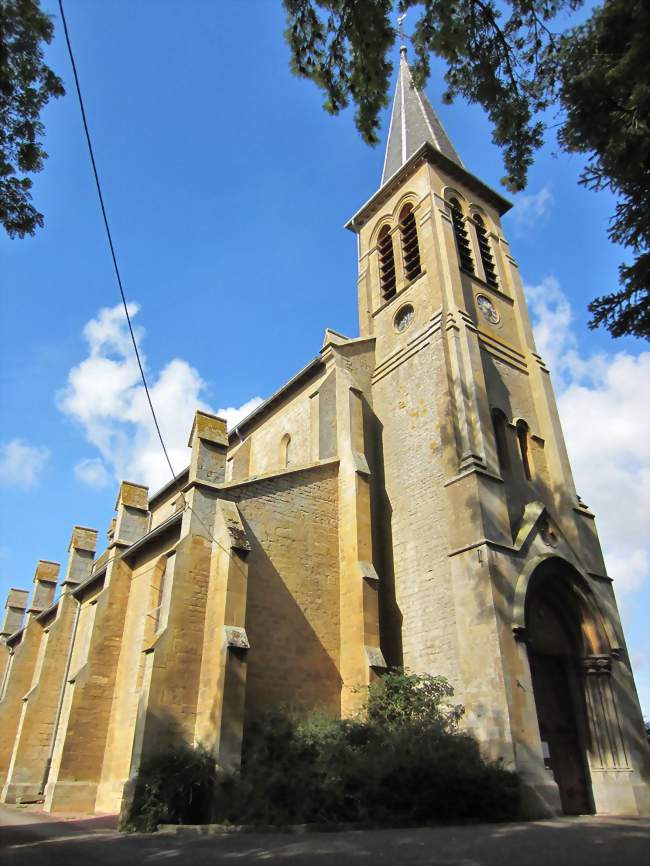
[284, 0, 581, 193]
[556, 0, 649, 339]
[0, 0, 64, 238]
[284, 1, 650, 340]
[367, 666, 464, 727]
[284, 0, 395, 147]
[123, 671, 518, 831]
[121, 743, 217, 832]
[211, 670, 518, 826]
[213, 713, 518, 826]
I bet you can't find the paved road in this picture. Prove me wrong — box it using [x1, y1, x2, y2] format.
[0, 804, 648, 865]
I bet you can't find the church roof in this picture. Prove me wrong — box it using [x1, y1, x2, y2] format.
[381, 46, 463, 185]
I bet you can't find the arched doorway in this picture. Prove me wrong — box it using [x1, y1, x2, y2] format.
[525, 560, 602, 815]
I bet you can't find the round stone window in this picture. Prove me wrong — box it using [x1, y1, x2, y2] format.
[394, 304, 414, 333]
[476, 293, 500, 324]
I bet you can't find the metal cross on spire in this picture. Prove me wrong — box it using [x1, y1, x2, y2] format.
[397, 10, 408, 58]
[397, 11, 407, 47]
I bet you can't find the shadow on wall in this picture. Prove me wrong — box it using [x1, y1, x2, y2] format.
[241, 519, 343, 721]
[220, 466, 344, 722]
[368, 417, 403, 670]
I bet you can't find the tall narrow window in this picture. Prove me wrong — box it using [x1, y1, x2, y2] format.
[280, 433, 292, 467]
[491, 409, 510, 474]
[150, 561, 166, 635]
[516, 420, 532, 480]
[399, 204, 421, 282]
[0, 653, 14, 701]
[473, 214, 498, 289]
[77, 600, 97, 670]
[30, 629, 49, 689]
[448, 198, 474, 274]
[377, 225, 396, 300]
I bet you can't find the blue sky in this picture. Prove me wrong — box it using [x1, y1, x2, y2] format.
[1, 2, 648, 714]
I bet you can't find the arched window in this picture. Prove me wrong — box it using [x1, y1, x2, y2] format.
[491, 409, 510, 473]
[448, 198, 474, 274]
[399, 204, 421, 282]
[516, 420, 532, 480]
[473, 214, 498, 289]
[377, 225, 396, 300]
[280, 433, 291, 468]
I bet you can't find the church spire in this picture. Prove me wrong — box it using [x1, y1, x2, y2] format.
[381, 46, 463, 186]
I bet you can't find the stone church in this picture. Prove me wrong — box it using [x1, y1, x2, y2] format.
[1, 48, 649, 820]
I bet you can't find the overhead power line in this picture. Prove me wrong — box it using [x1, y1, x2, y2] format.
[57, 0, 177, 485]
[58, 1, 247, 577]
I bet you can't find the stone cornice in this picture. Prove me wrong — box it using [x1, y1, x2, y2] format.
[345, 142, 512, 233]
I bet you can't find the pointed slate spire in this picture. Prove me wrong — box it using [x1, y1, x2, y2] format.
[381, 46, 463, 186]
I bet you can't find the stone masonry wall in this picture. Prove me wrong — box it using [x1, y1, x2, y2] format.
[372, 335, 460, 686]
[1, 596, 77, 803]
[0, 625, 43, 784]
[223, 461, 341, 720]
[96, 530, 179, 811]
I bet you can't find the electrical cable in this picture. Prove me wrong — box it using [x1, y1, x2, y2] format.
[58, 0, 248, 578]
[58, 0, 178, 485]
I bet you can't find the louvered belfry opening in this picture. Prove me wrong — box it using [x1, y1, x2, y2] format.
[449, 198, 474, 274]
[378, 225, 396, 299]
[474, 214, 498, 289]
[400, 204, 421, 282]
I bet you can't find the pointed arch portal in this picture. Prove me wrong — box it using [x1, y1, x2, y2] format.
[518, 556, 629, 815]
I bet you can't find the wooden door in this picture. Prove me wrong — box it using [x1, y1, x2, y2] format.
[529, 650, 592, 815]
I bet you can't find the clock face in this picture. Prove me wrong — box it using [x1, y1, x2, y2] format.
[476, 293, 499, 324]
[394, 304, 414, 333]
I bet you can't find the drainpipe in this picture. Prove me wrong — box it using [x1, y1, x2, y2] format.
[39, 599, 81, 795]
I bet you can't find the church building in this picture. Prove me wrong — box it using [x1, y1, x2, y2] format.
[1, 47, 649, 820]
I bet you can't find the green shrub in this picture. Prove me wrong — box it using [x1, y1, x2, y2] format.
[122, 742, 216, 832]
[123, 671, 520, 830]
[367, 668, 464, 730]
[211, 671, 518, 826]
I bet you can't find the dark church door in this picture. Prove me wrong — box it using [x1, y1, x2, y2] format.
[529, 650, 592, 815]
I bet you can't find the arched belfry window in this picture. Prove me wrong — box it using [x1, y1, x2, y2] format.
[448, 198, 474, 274]
[491, 409, 510, 474]
[473, 214, 498, 289]
[516, 420, 532, 480]
[377, 225, 396, 300]
[399, 204, 421, 282]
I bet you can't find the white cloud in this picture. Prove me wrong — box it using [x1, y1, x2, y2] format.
[59, 303, 262, 493]
[74, 457, 111, 489]
[525, 278, 650, 601]
[217, 397, 264, 429]
[0, 439, 49, 489]
[509, 185, 554, 236]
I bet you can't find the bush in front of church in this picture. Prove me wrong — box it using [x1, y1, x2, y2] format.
[212, 670, 519, 826]
[121, 742, 216, 832]
[124, 670, 519, 830]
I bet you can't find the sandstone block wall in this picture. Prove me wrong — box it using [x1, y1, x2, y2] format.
[372, 336, 459, 684]
[0, 624, 44, 784]
[1, 595, 78, 804]
[223, 461, 341, 720]
[96, 527, 180, 812]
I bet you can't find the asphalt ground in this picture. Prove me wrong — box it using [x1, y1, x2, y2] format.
[0, 804, 648, 865]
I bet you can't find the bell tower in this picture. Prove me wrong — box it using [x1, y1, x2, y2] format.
[346, 46, 650, 818]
